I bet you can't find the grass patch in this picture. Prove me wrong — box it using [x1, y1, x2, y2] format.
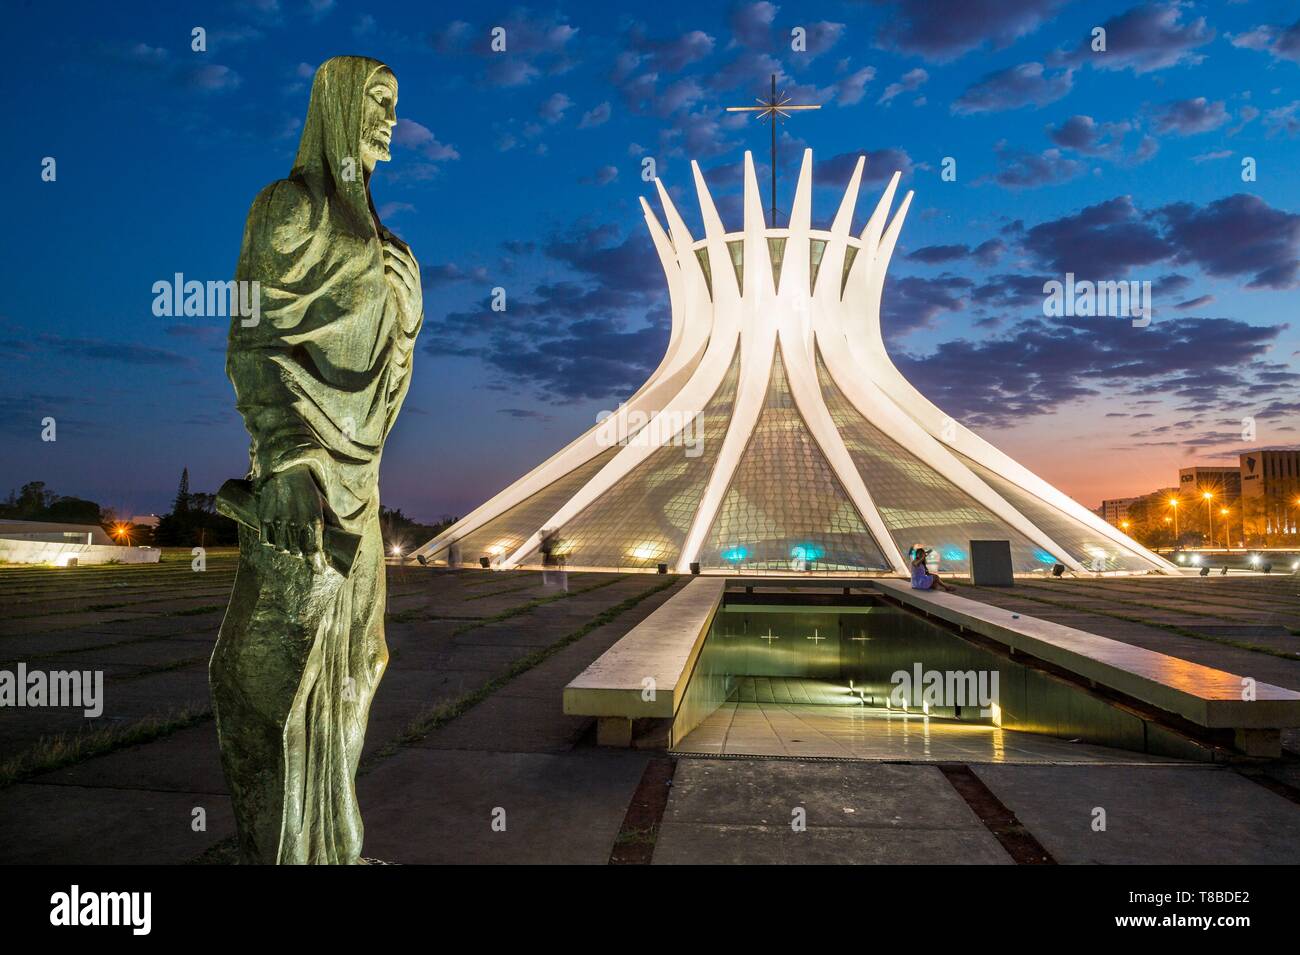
[465, 581, 539, 601]
[170, 604, 224, 617]
[449, 575, 631, 636]
[118, 655, 211, 681]
[0, 705, 212, 789]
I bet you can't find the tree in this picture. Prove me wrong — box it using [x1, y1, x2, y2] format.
[378, 506, 457, 556]
[173, 467, 192, 516]
[155, 475, 237, 547]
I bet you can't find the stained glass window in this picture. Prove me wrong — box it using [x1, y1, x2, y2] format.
[951, 452, 1160, 572]
[818, 352, 1055, 574]
[767, 237, 786, 292]
[515, 353, 742, 569]
[726, 239, 744, 293]
[694, 247, 712, 300]
[435, 447, 620, 565]
[701, 348, 891, 573]
[840, 245, 859, 296]
[809, 238, 827, 295]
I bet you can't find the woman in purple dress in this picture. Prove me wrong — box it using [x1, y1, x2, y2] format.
[909, 545, 953, 592]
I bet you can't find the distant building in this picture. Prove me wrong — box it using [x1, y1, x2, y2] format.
[0, 519, 159, 566]
[1240, 449, 1300, 535]
[1100, 497, 1141, 525]
[0, 520, 112, 545]
[1178, 466, 1241, 503]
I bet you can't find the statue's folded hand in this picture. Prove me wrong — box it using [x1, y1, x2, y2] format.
[256, 464, 326, 561]
[382, 239, 422, 321]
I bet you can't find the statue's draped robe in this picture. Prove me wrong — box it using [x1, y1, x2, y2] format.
[211, 56, 421, 865]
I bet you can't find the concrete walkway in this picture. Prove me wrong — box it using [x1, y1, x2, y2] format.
[3, 562, 1299, 864]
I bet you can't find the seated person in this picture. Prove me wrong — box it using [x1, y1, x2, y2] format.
[909, 544, 953, 592]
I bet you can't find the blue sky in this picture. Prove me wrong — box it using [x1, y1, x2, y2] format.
[2, 0, 1297, 521]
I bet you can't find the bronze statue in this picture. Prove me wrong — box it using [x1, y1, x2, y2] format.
[211, 56, 422, 864]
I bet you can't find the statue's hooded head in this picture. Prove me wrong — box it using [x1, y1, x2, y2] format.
[292, 55, 397, 237]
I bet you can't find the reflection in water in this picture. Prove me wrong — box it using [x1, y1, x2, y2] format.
[672, 602, 1192, 764]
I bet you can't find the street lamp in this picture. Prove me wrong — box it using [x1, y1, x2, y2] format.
[1219, 507, 1230, 548]
[1203, 491, 1214, 548]
[1168, 497, 1179, 542]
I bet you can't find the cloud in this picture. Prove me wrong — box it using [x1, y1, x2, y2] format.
[1046, 114, 1129, 155]
[798, 21, 848, 60]
[420, 222, 676, 402]
[183, 64, 242, 91]
[814, 148, 916, 184]
[876, 0, 1064, 61]
[877, 68, 928, 105]
[578, 101, 611, 128]
[1264, 101, 1300, 138]
[391, 119, 460, 165]
[730, 2, 778, 48]
[1229, 18, 1300, 65]
[992, 193, 1300, 290]
[989, 144, 1086, 190]
[952, 62, 1073, 114]
[895, 315, 1285, 427]
[581, 165, 619, 186]
[422, 264, 488, 289]
[430, 12, 578, 87]
[0, 333, 193, 368]
[1157, 194, 1300, 289]
[1058, 2, 1214, 74]
[971, 273, 1055, 309]
[1021, 196, 1173, 276]
[538, 91, 573, 123]
[1151, 97, 1229, 136]
[882, 275, 974, 337]
[908, 239, 1004, 266]
[660, 29, 717, 69]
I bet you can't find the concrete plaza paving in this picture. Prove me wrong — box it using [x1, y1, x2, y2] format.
[1, 557, 1298, 864]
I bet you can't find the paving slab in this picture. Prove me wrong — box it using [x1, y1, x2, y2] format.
[653, 821, 1012, 864]
[357, 748, 647, 864]
[974, 764, 1300, 864]
[654, 758, 1011, 864]
[0, 782, 235, 865]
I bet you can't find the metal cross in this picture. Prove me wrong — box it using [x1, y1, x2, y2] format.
[758, 628, 779, 645]
[726, 73, 821, 225]
[806, 628, 826, 643]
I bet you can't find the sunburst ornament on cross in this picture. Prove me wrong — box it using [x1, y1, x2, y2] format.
[726, 73, 821, 225]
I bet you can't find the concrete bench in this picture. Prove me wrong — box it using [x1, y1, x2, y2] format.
[563, 577, 725, 747]
[874, 579, 1300, 756]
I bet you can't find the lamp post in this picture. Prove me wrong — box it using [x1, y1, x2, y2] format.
[1219, 507, 1230, 548]
[1203, 491, 1214, 548]
[1168, 497, 1179, 543]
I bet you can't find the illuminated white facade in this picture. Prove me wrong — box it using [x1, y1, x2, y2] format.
[416, 150, 1174, 576]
